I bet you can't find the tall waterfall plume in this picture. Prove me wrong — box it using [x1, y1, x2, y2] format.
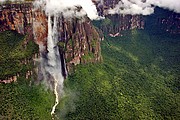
[47, 14, 64, 115]
[32, 0, 100, 117]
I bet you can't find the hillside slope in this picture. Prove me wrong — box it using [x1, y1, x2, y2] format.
[62, 30, 180, 120]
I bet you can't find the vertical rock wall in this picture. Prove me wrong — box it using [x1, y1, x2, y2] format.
[0, 3, 102, 75]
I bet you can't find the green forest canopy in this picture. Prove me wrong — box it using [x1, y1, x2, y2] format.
[0, 30, 180, 119]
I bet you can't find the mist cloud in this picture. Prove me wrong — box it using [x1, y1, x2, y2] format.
[1, 0, 179, 18]
[148, 0, 180, 13]
[34, 0, 100, 20]
[108, 0, 154, 15]
[108, 0, 180, 15]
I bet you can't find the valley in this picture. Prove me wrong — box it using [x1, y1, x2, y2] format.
[0, 0, 180, 119]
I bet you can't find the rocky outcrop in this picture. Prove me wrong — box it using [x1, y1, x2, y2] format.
[0, 70, 33, 84]
[95, 14, 144, 34]
[0, 3, 102, 75]
[93, 0, 119, 16]
[0, 53, 39, 83]
[0, 3, 33, 34]
[159, 14, 180, 34]
[0, 75, 18, 84]
[61, 18, 102, 72]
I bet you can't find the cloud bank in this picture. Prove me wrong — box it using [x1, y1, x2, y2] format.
[108, 0, 180, 15]
[34, 0, 100, 20]
[149, 0, 180, 13]
[108, 0, 154, 15]
[1, 0, 180, 18]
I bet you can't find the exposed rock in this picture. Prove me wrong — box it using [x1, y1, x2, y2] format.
[0, 1, 179, 82]
[0, 3, 102, 76]
[96, 14, 144, 34]
[0, 53, 39, 83]
[33, 9, 48, 46]
[0, 76, 17, 84]
[0, 3, 33, 34]
[95, 0, 180, 34]
[59, 17, 102, 73]
[145, 7, 180, 34]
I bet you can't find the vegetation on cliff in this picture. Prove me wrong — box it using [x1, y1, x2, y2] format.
[0, 31, 54, 119]
[0, 31, 38, 79]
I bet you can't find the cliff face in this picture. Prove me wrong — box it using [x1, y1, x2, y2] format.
[99, 12, 179, 35]
[0, 3, 102, 75]
[94, 14, 144, 34]
[33, 11, 101, 73]
[94, 0, 180, 35]
[94, 0, 144, 34]
[0, 3, 33, 34]
[0, 2, 179, 81]
[145, 7, 180, 34]
[159, 14, 180, 34]
[61, 19, 101, 72]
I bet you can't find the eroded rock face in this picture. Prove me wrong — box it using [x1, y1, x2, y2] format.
[33, 9, 48, 46]
[158, 14, 180, 34]
[0, 3, 102, 74]
[97, 14, 144, 34]
[145, 8, 180, 34]
[0, 3, 33, 34]
[0, 1, 179, 78]
[94, 0, 180, 34]
[63, 18, 102, 72]
[32, 9, 102, 73]
[93, 0, 145, 34]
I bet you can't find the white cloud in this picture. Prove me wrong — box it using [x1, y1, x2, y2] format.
[34, 0, 100, 20]
[147, 0, 180, 13]
[1, 0, 180, 17]
[108, 0, 180, 15]
[108, 0, 154, 15]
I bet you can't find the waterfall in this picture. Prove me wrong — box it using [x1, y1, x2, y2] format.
[32, 0, 99, 116]
[63, 23, 68, 78]
[46, 14, 64, 115]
